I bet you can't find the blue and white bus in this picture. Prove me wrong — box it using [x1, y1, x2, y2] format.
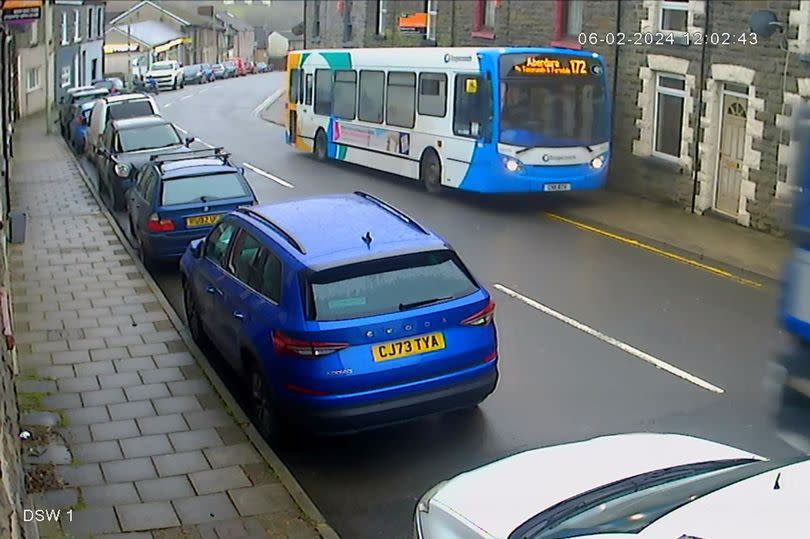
[285, 47, 611, 194]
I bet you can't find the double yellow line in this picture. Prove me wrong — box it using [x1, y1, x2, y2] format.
[545, 212, 764, 289]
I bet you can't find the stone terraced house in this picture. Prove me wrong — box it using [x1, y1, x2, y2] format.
[303, 0, 810, 236]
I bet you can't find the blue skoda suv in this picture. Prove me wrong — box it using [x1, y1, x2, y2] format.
[179, 192, 498, 441]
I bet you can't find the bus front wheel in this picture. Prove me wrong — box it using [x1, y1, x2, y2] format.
[420, 150, 442, 193]
[314, 130, 328, 161]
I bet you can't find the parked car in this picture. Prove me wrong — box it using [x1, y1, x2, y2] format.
[179, 192, 498, 443]
[412, 433, 809, 539]
[68, 101, 96, 154]
[222, 61, 238, 78]
[244, 61, 255, 74]
[87, 93, 159, 166]
[254, 62, 269, 73]
[92, 77, 126, 95]
[58, 87, 108, 138]
[96, 116, 194, 211]
[212, 64, 227, 79]
[144, 60, 185, 91]
[182, 64, 207, 85]
[200, 63, 215, 82]
[128, 148, 257, 267]
[232, 57, 246, 76]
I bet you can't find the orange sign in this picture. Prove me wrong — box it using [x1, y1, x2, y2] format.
[514, 57, 589, 76]
[399, 12, 427, 34]
[1, 0, 42, 23]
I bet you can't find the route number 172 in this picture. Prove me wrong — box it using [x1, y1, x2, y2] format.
[569, 60, 587, 74]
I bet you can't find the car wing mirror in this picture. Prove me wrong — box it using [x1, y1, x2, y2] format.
[192, 238, 205, 258]
[185, 136, 195, 146]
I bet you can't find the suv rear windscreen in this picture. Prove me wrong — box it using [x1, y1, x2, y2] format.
[107, 100, 154, 122]
[305, 250, 478, 321]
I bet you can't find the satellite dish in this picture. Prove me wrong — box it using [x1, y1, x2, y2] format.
[749, 10, 782, 38]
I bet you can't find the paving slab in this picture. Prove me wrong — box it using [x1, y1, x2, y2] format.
[120, 434, 173, 459]
[82, 482, 141, 506]
[189, 466, 251, 495]
[117, 502, 181, 532]
[136, 476, 196, 502]
[173, 493, 239, 525]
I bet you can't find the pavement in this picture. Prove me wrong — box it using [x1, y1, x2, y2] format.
[50, 72, 810, 539]
[9, 115, 338, 539]
[259, 90, 790, 282]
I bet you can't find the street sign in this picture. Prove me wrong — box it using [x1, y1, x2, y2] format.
[1, 0, 42, 25]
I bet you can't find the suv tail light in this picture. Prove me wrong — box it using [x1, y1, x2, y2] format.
[271, 330, 348, 358]
[146, 214, 175, 232]
[461, 300, 495, 326]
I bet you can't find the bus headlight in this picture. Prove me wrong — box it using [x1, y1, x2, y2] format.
[503, 157, 522, 172]
[114, 163, 132, 177]
[590, 155, 606, 169]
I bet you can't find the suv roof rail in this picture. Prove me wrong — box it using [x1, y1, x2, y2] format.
[353, 191, 429, 235]
[235, 207, 307, 255]
[150, 147, 230, 164]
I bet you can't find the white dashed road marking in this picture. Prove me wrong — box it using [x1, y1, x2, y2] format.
[196, 139, 214, 148]
[164, 103, 172, 108]
[181, 95, 193, 101]
[243, 162, 295, 189]
[493, 283, 726, 394]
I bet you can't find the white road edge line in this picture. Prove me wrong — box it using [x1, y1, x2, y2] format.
[199, 89, 208, 93]
[778, 431, 810, 455]
[243, 162, 295, 189]
[181, 95, 193, 101]
[164, 103, 173, 108]
[253, 88, 284, 116]
[492, 283, 726, 394]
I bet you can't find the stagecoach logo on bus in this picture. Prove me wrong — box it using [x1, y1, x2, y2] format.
[542, 154, 578, 163]
[444, 54, 473, 63]
[333, 121, 411, 156]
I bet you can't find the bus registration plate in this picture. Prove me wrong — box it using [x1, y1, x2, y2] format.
[544, 183, 571, 192]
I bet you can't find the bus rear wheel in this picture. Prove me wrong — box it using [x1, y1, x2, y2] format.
[420, 150, 442, 193]
[314, 130, 328, 161]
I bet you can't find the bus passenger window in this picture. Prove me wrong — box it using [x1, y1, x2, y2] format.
[386, 72, 416, 128]
[314, 69, 333, 116]
[453, 74, 491, 140]
[358, 70, 385, 123]
[418, 73, 447, 117]
[333, 70, 357, 120]
[305, 74, 313, 106]
[289, 69, 301, 103]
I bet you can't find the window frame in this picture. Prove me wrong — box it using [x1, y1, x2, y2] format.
[652, 72, 687, 162]
[312, 0, 321, 40]
[375, 0, 386, 36]
[472, 0, 496, 39]
[385, 71, 416, 128]
[660, 0, 689, 33]
[358, 70, 385, 124]
[452, 73, 492, 140]
[333, 69, 358, 120]
[342, 0, 353, 43]
[61, 12, 68, 45]
[304, 73, 313, 105]
[30, 18, 38, 46]
[87, 6, 93, 40]
[314, 68, 333, 116]
[417, 72, 447, 118]
[74, 9, 81, 43]
[60, 66, 71, 88]
[426, 0, 438, 42]
[97, 7, 104, 39]
[256, 247, 283, 304]
[226, 228, 262, 279]
[204, 221, 239, 267]
[25, 67, 40, 92]
[289, 68, 302, 104]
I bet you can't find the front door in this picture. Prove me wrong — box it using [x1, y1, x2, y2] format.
[714, 94, 747, 216]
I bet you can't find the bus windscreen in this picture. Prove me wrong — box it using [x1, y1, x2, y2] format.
[499, 53, 609, 148]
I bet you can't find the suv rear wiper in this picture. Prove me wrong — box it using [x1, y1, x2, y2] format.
[399, 296, 452, 311]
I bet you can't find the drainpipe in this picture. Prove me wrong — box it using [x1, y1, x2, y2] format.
[611, 0, 620, 131]
[450, 0, 455, 46]
[690, 0, 710, 213]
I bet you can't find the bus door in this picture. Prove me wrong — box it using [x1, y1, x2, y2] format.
[445, 73, 492, 183]
[288, 69, 305, 142]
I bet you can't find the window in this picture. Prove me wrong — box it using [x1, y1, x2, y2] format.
[87, 7, 93, 39]
[30, 19, 38, 46]
[74, 9, 81, 42]
[118, 124, 182, 153]
[386, 72, 416, 128]
[418, 73, 446, 117]
[333, 70, 357, 120]
[312, 0, 321, 39]
[654, 74, 686, 159]
[426, 0, 438, 42]
[161, 173, 250, 206]
[143, 168, 159, 202]
[375, 0, 386, 36]
[305, 250, 478, 322]
[565, 0, 584, 36]
[305, 73, 313, 105]
[660, 0, 688, 32]
[343, 0, 353, 43]
[454, 74, 492, 139]
[91, 59, 98, 81]
[61, 12, 68, 45]
[97, 8, 104, 39]
[474, 0, 496, 31]
[205, 222, 238, 266]
[289, 68, 301, 103]
[25, 68, 40, 92]
[358, 70, 384, 123]
[228, 230, 263, 283]
[258, 250, 282, 302]
[314, 69, 333, 116]
[61, 66, 71, 88]
[106, 100, 155, 122]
